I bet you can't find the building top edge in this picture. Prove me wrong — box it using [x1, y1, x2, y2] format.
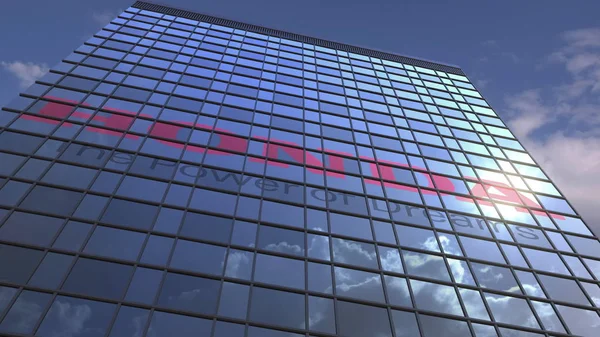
[132, 1, 465, 75]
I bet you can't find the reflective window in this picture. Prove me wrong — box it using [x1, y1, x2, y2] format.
[332, 238, 378, 269]
[218, 282, 250, 319]
[419, 315, 472, 337]
[471, 262, 521, 294]
[410, 279, 463, 316]
[62, 258, 133, 300]
[337, 300, 392, 337]
[254, 254, 304, 289]
[170, 239, 226, 275]
[108, 306, 150, 337]
[0, 290, 52, 334]
[257, 225, 304, 256]
[0, 212, 64, 246]
[0, 244, 44, 284]
[84, 226, 145, 261]
[249, 287, 305, 330]
[157, 272, 220, 314]
[28, 252, 73, 289]
[484, 293, 539, 329]
[147, 311, 212, 337]
[37, 296, 116, 337]
[403, 250, 451, 281]
[334, 266, 384, 303]
[555, 305, 600, 337]
[537, 274, 590, 306]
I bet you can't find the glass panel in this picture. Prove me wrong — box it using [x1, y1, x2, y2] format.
[146, 311, 212, 337]
[419, 315, 472, 337]
[332, 238, 378, 269]
[218, 282, 249, 319]
[36, 296, 116, 337]
[249, 287, 305, 330]
[28, 253, 74, 289]
[108, 306, 150, 337]
[0, 290, 52, 334]
[254, 254, 304, 289]
[410, 279, 463, 316]
[0, 244, 44, 284]
[471, 262, 521, 294]
[555, 305, 600, 337]
[537, 274, 590, 306]
[336, 301, 392, 337]
[62, 258, 133, 300]
[403, 251, 450, 281]
[156, 272, 220, 315]
[484, 292, 539, 329]
[308, 296, 336, 334]
[334, 266, 384, 303]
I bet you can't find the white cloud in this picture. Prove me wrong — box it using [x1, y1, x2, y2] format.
[1, 61, 49, 88]
[475, 78, 490, 88]
[92, 9, 122, 27]
[503, 27, 600, 233]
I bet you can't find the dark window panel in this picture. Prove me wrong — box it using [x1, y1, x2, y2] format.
[213, 321, 245, 337]
[254, 253, 304, 289]
[217, 282, 249, 319]
[52, 221, 93, 252]
[83, 226, 145, 261]
[419, 314, 472, 337]
[249, 287, 305, 330]
[0, 131, 44, 154]
[169, 239, 226, 276]
[62, 258, 133, 300]
[20, 185, 83, 217]
[124, 267, 163, 305]
[0, 211, 64, 247]
[140, 235, 174, 267]
[179, 212, 233, 244]
[147, 311, 212, 337]
[156, 272, 220, 315]
[28, 252, 74, 289]
[336, 300, 392, 337]
[0, 244, 44, 284]
[101, 198, 158, 230]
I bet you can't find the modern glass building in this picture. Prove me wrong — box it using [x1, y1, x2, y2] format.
[0, 1, 599, 336]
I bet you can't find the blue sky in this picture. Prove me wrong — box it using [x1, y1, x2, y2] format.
[1, 0, 599, 230]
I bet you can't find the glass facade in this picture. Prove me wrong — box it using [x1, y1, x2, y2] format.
[0, 2, 599, 336]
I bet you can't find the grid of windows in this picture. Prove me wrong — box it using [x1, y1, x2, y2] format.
[0, 3, 599, 337]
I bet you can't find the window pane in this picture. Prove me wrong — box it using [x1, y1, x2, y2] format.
[336, 301, 392, 337]
[28, 253, 73, 289]
[0, 212, 64, 246]
[62, 258, 133, 300]
[108, 306, 150, 337]
[410, 279, 463, 316]
[147, 311, 212, 337]
[254, 254, 304, 289]
[249, 287, 305, 330]
[334, 266, 384, 303]
[84, 226, 145, 261]
[419, 315, 472, 337]
[157, 272, 220, 315]
[169, 240, 226, 276]
[0, 244, 43, 284]
[0, 290, 52, 334]
[36, 296, 116, 337]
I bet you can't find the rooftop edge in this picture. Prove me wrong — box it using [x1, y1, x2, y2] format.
[132, 1, 466, 76]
